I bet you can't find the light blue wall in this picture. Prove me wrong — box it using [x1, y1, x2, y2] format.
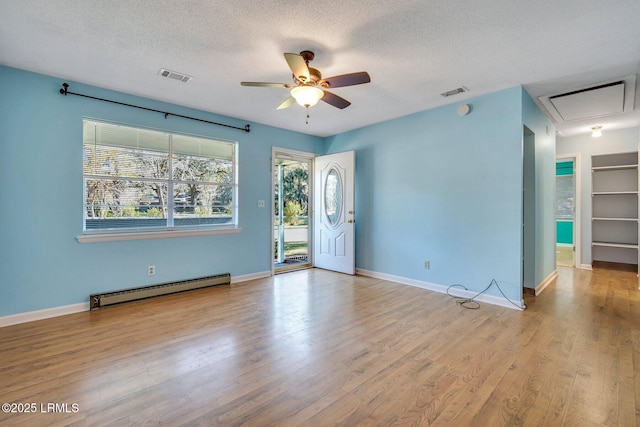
[556, 127, 640, 267]
[1, 65, 556, 317]
[324, 87, 531, 302]
[521, 87, 557, 287]
[0, 66, 324, 316]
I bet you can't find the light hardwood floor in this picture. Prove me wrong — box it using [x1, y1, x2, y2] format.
[1, 267, 639, 426]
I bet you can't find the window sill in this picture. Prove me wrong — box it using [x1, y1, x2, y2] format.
[76, 227, 241, 243]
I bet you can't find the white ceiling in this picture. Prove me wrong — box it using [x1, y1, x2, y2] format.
[1, 0, 639, 138]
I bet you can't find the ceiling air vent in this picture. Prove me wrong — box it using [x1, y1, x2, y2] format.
[440, 86, 468, 97]
[158, 68, 193, 83]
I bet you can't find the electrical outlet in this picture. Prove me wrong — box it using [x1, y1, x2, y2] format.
[257, 200, 265, 208]
[424, 260, 430, 269]
[148, 265, 155, 276]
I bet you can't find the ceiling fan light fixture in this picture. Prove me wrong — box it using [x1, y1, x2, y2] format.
[591, 125, 603, 137]
[291, 86, 324, 107]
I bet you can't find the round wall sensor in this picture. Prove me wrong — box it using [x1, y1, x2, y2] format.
[457, 104, 470, 116]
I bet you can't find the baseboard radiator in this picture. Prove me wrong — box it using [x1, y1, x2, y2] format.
[89, 273, 231, 309]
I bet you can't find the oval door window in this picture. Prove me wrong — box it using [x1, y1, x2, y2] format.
[324, 168, 342, 225]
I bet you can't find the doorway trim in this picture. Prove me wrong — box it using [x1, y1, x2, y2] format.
[522, 126, 536, 290]
[271, 147, 317, 276]
[556, 152, 582, 269]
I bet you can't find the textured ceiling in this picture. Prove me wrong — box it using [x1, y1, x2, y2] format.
[1, 0, 639, 137]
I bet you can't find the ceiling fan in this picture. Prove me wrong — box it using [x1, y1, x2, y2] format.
[241, 50, 371, 123]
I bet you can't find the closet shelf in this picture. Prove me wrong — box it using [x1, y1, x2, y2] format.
[590, 151, 639, 271]
[592, 241, 638, 249]
[592, 164, 638, 171]
[592, 191, 638, 195]
[592, 217, 638, 222]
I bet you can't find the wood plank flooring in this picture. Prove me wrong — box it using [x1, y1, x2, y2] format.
[1, 267, 639, 426]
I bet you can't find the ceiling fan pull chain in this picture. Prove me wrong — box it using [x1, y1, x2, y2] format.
[306, 105, 310, 124]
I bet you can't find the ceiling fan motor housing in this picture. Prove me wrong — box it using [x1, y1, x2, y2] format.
[296, 67, 322, 86]
[293, 51, 322, 85]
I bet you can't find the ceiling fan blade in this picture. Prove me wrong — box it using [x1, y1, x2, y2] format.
[321, 72, 371, 88]
[321, 90, 351, 109]
[277, 96, 296, 110]
[284, 53, 310, 82]
[241, 82, 292, 88]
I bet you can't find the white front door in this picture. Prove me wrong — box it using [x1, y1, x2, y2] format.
[313, 151, 355, 274]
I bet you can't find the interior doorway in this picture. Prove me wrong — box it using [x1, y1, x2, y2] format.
[555, 155, 579, 267]
[273, 149, 313, 273]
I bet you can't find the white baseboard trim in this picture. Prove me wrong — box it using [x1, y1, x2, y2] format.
[0, 302, 90, 328]
[535, 270, 558, 296]
[231, 270, 272, 284]
[1, 271, 272, 328]
[579, 264, 593, 270]
[356, 268, 524, 311]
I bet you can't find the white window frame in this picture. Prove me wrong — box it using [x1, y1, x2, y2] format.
[77, 119, 240, 243]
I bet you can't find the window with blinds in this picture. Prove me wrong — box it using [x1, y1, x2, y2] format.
[82, 120, 237, 233]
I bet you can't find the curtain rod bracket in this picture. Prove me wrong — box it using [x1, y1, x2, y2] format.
[58, 82, 250, 133]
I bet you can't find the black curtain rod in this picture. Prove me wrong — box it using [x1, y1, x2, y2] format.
[59, 83, 250, 133]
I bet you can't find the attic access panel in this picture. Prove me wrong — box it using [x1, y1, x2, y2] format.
[549, 81, 625, 121]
